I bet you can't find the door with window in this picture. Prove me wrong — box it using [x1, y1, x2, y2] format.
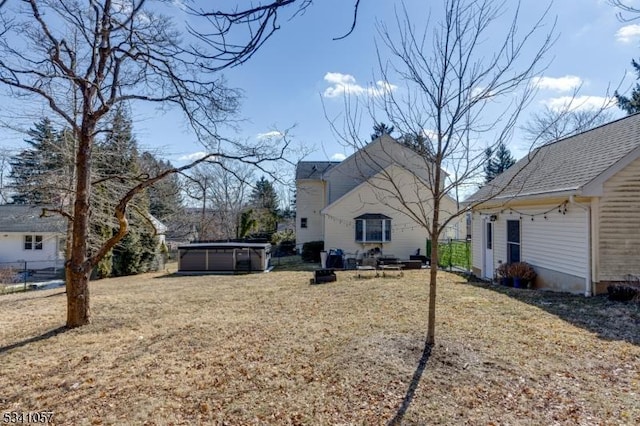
[483, 220, 494, 279]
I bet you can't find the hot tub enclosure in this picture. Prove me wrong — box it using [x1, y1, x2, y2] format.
[178, 242, 271, 273]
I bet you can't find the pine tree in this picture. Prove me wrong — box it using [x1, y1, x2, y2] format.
[9, 118, 65, 204]
[484, 142, 515, 183]
[615, 59, 640, 115]
[249, 177, 279, 234]
[250, 177, 279, 211]
[371, 122, 395, 140]
[399, 131, 433, 157]
[92, 107, 159, 277]
[139, 152, 183, 223]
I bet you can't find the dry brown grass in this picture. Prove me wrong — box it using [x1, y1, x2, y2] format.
[1, 262, 639, 425]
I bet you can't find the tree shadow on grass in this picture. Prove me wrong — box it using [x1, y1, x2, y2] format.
[0, 326, 67, 355]
[468, 280, 640, 346]
[388, 339, 433, 425]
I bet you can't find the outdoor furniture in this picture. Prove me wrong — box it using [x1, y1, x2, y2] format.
[410, 255, 429, 265]
[345, 257, 358, 270]
[380, 264, 404, 277]
[401, 260, 423, 270]
[311, 269, 337, 284]
[356, 265, 378, 278]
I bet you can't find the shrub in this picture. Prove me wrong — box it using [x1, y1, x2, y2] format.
[301, 240, 324, 262]
[271, 229, 295, 245]
[496, 262, 509, 279]
[607, 284, 640, 302]
[508, 262, 536, 281]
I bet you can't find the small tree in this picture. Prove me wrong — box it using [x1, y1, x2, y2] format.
[331, 0, 555, 346]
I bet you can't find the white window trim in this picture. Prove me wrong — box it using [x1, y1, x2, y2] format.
[355, 217, 392, 243]
[24, 234, 44, 251]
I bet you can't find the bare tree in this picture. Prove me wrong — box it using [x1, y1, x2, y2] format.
[0, 1, 297, 327]
[183, 160, 254, 240]
[522, 105, 613, 145]
[0, 147, 13, 203]
[330, 0, 555, 346]
[610, 0, 640, 20]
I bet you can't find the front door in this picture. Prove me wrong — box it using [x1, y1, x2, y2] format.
[483, 220, 494, 280]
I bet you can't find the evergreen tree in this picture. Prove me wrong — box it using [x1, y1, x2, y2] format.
[399, 131, 433, 157]
[92, 106, 159, 277]
[484, 142, 515, 183]
[250, 176, 279, 212]
[615, 59, 640, 115]
[9, 118, 65, 204]
[249, 176, 279, 234]
[371, 122, 395, 140]
[139, 152, 183, 223]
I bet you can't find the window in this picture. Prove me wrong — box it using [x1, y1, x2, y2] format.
[300, 218, 308, 228]
[507, 220, 520, 263]
[486, 222, 493, 250]
[355, 214, 392, 243]
[24, 235, 43, 250]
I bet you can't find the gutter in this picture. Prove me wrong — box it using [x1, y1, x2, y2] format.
[569, 195, 592, 297]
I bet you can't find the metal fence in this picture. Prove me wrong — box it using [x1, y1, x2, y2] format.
[0, 259, 65, 289]
[427, 238, 472, 273]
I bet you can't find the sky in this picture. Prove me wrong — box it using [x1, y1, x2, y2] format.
[1, 0, 640, 176]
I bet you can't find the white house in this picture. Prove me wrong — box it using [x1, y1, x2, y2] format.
[295, 135, 463, 260]
[0, 205, 66, 270]
[466, 113, 640, 295]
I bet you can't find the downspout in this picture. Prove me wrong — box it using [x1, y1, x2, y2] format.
[569, 195, 592, 297]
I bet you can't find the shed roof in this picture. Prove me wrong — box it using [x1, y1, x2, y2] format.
[295, 161, 340, 180]
[0, 205, 66, 233]
[466, 113, 640, 203]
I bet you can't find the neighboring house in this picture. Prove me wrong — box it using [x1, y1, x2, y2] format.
[296, 135, 463, 260]
[0, 204, 66, 269]
[466, 113, 640, 295]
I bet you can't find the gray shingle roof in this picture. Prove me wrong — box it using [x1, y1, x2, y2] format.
[0, 205, 66, 233]
[466, 113, 640, 203]
[295, 161, 340, 180]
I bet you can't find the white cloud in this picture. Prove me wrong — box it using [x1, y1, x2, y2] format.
[330, 153, 346, 161]
[616, 24, 640, 43]
[256, 131, 283, 140]
[323, 72, 397, 98]
[421, 129, 438, 140]
[532, 75, 582, 92]
[541, 95, 615, 112]
[178, 151, 209, 161]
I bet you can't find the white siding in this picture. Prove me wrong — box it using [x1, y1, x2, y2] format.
[323, 166, 432, 259]
[519, 206, 587, 279]
[0, 232, 62, 268]
[472, 204, 588, 279]
[296, 180, 326, 246]
[325, 135, 438, 205]
[598, 156, 640, 281]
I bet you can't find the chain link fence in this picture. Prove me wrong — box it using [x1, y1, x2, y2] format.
[0, 259, 65, 291]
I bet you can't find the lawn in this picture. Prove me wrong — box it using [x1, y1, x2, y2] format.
[1, 262, 639, 425]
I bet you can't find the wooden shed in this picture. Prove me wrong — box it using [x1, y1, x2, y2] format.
[177, 242, 272, 273]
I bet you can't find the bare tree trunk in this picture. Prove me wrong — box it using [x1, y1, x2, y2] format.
[66, 130, 93, 327]
[427, 161, 442, 345]
[427, 240, 438, 346]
